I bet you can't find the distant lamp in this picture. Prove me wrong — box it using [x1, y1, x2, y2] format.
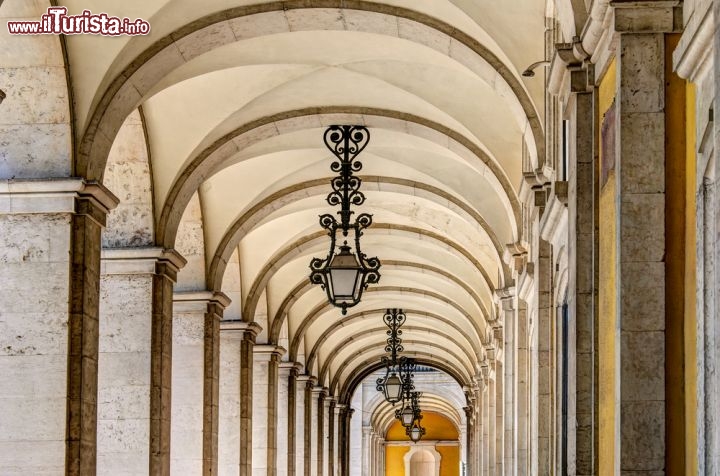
[521, 60, 550, 77]
[309, 126, 381, 314]
[377, 309, 407, 404]
[408, 421, 426, 442]
[400, 402, 416, 427]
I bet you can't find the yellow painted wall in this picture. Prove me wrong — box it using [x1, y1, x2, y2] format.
[386, 446, 410, 476]
[597, 57, 618, 476]
[437, 445, 460, 476]
[384, 412, 460, 476]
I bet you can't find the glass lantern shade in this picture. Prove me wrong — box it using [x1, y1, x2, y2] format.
[383, 373, 403, 404]
[400, 404, 415, 427]
[327, 245, 362, 303]
[408, 424, 424, 442]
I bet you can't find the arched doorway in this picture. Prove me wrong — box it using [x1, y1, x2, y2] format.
[406, 448, 441, 476]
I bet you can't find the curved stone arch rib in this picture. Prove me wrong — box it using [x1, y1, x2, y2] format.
[269, 261, 488, 346]
[289, 286, 483, 363]
[331, 345, 473, 399]
[243, 223, 496, 326]
[79, 1, 544, 184]
[375, 399, 463, 435]
[366, 392, 464, 430]
[208, 175, 511, 292]
[304, 307, 481, 372]
[160, 108, 521, 252]
[317, 325, 477, 386]
[338, 357, 470, 404]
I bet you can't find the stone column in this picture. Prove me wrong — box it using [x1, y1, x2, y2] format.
[537, 236, 554, 476]
[170, 291, 230, 476]
[481, 361, 490, 476]
[516, 301, 529, 476]
[497, 292, 516, 476]
[464, 406, 475, 476]
[98, 247, 185, 476]
[294, 375, 312, 476]
[239, 322, 262, 476]
[0, 180, 117, 475]
[253, 345, 285, 476]
[328, 399, 337, 476]
[333, 404, 347, 476]
[362, 426, 372, 476]
[308, 384, 322, 476]
[318, 388, 330, 476]
[291, 370, 309, 476]
[218, 322, 242, 476]
[487, 355, 497, 475]
[474, 386, 483, 476]
[565, 63, 596, 476]
[278, 362, 298, 476]
[608, 3, 679, 473]
[493, 327, 505, 476]
[340, 407, 354, 476]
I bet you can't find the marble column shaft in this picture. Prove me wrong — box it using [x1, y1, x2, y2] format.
[516, 302, 529, 476]
[238, 322, 262, 476]
[613, 4, 678, 472]
[499, 293, 516, 476]
[567, 68, 596, 476]
[218, 323, 242, 476]
[317, 389, 330, 476]
[170, 291, 230, 476]
[252, 345, 285, 476]
[537, 237, 554, 476]
[278, 363, 299, 476]
[0, 180, 117, 475]
[98, 247, 185, 476]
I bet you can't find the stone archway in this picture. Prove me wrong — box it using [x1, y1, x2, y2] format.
[404, 447, 442, 476]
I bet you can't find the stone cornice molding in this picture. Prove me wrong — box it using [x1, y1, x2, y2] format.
[311, 386, 329, 398]
[0, 178, 119, 219]
[253, 344, 286, 361]
[611, 1, 683, 33]
[517, 267, 535, 303]
[673, 1, 714, 81]
[539, 181, 569, 245]
[172, 290, 231, 313]
[503, 243, 528, 274]
[279, 361, 304, 373]
[219, 320, 263, 338]
[101, 247, 187, 275]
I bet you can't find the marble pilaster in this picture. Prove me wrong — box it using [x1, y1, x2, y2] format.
[238, 322, 262, 476]
[98, 247, 185, 476]
[218, 322, 242, 476]
[170, 291, 230, 476]
[278, 362, 299, 476]
[253, 345, 285, 476]
[0, 179, 117, 475]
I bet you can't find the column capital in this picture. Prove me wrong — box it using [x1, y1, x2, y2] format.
[101, 247, 186, 276]
[312, 386, 329, 398]
[0, 178, 119, 222]
[298, 375, 317, 389]
[219, 320, 263, 342]
[173, 290, 231, 313]
[253, 344, 286, 362]
[279, 361, 303, 375]
[611, 0, 683, 33]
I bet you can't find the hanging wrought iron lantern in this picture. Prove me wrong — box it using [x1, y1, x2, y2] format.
[309, 125, 381, 314]
[407, 420, 426, 442]
[376, 309, 406, 404]
[403, 391, 425, 441]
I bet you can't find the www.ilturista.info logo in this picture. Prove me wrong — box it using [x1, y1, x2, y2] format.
[7, 7, 150, 36]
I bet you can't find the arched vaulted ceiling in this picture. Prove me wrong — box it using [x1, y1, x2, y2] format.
[63, 0, 545, 399]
